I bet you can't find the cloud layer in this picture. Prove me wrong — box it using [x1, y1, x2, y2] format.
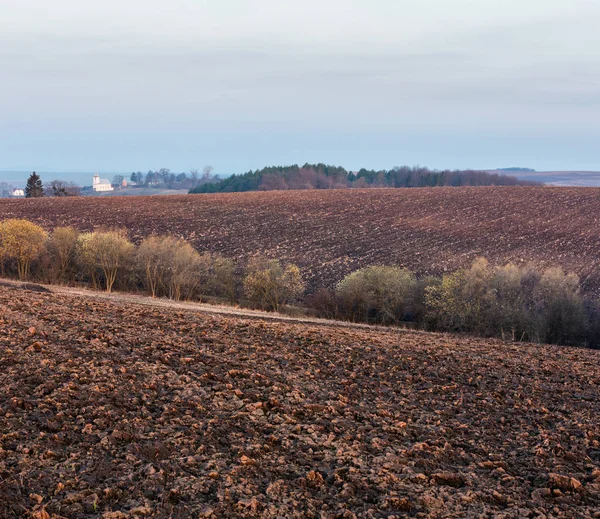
[1, 0, 598, 174]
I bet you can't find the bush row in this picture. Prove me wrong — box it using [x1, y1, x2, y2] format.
[0, 218, 596, 348]
[309, 259, 598, 347]
[0, 219, 304, 311]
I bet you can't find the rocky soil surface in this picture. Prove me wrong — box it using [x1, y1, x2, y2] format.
[1, 187, 600, 293]
[0, 284, 599, 517]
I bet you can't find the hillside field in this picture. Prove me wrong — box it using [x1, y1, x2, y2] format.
[0, 283, 599, 517]
[1, 187, 600, 293]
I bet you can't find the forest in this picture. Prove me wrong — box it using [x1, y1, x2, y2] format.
[189, 164, 539, 193]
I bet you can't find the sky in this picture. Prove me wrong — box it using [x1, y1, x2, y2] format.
[1, 0, 599, 182]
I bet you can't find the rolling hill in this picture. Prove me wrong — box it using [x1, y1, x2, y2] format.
[0, 282, 598, 517]
[1, 187, 599, 294]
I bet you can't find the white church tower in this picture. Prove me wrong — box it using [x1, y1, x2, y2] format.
[92, 174, 114, 192]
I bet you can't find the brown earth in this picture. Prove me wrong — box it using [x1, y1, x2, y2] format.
[0, 283, 599, 518]
[1, 187, 599, 293]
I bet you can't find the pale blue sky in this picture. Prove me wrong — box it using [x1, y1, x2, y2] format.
[1, 0, 599, 178]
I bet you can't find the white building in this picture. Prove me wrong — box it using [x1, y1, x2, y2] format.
[92, 174, 114, 192]
[11, 188, 25, 197]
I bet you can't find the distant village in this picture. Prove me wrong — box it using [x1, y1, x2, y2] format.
[0, 167, 217, 198]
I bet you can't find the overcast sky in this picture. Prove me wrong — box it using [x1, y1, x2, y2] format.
[1, 0, 599, 177]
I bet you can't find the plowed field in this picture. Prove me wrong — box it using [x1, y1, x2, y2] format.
[1, 283, 599, 518]
[1, 187, 599, 292]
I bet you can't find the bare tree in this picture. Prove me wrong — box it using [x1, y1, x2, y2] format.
[137, 236, 178, 297]
[158, 169, 171, 185]
[168, 241, 203, 301]
[47, 180, 81, 197]
[0, 183, 12, 198]
[136, 235, 204, 301]
[47, 227, 79, 282]
[76, 231, 134, 292]
[190, 169, 199, 187]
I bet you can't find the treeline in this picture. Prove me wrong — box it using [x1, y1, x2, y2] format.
[190, 164, 539, 193]
[126, 166, 217, 190]
[310, 260, 599, 347]
[0, 172, 81, 199]
[0, 218, 595, 348]
[0, 219, 304, 311]
[4, 168, 221, 199]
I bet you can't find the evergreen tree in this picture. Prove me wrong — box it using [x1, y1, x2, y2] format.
[24, 172, 44, 198]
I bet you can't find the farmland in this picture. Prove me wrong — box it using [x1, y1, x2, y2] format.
[1, 282, 599, 517]
[1, 187, 600, 293]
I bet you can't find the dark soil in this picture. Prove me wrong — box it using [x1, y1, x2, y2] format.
[0, 285, 599, 518]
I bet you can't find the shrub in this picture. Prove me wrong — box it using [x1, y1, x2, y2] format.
[336, 265, 418, 324]
[137, 237, 233, 301]
[411, 275, 441, 325]
[424, 270, 464, 331]
[167, 240, 203, 301]
[243, 257, 304, 311]
[0, 219, 48, 280]
[424, 258, 586, 345]
[306, 288, 339, 319]
[427, 258, 530, 335]
[137, 235, 178, 297]
[0, 239, 6, 277]
[199, 254, 238, 302]
[76, 230, 134, 292]
[195, 251, 214, 300]
[75, 232, 99, 288]
[583, 299, 600, 349]
[533, 267, 585, 345]
[47, 227, 79, 283]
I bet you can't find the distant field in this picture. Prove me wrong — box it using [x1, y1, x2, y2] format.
[507, 171, 600, 187]
[0, 283, 598, 517]
[1, 187, 600, 293]
[82, 187, 190, 197]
